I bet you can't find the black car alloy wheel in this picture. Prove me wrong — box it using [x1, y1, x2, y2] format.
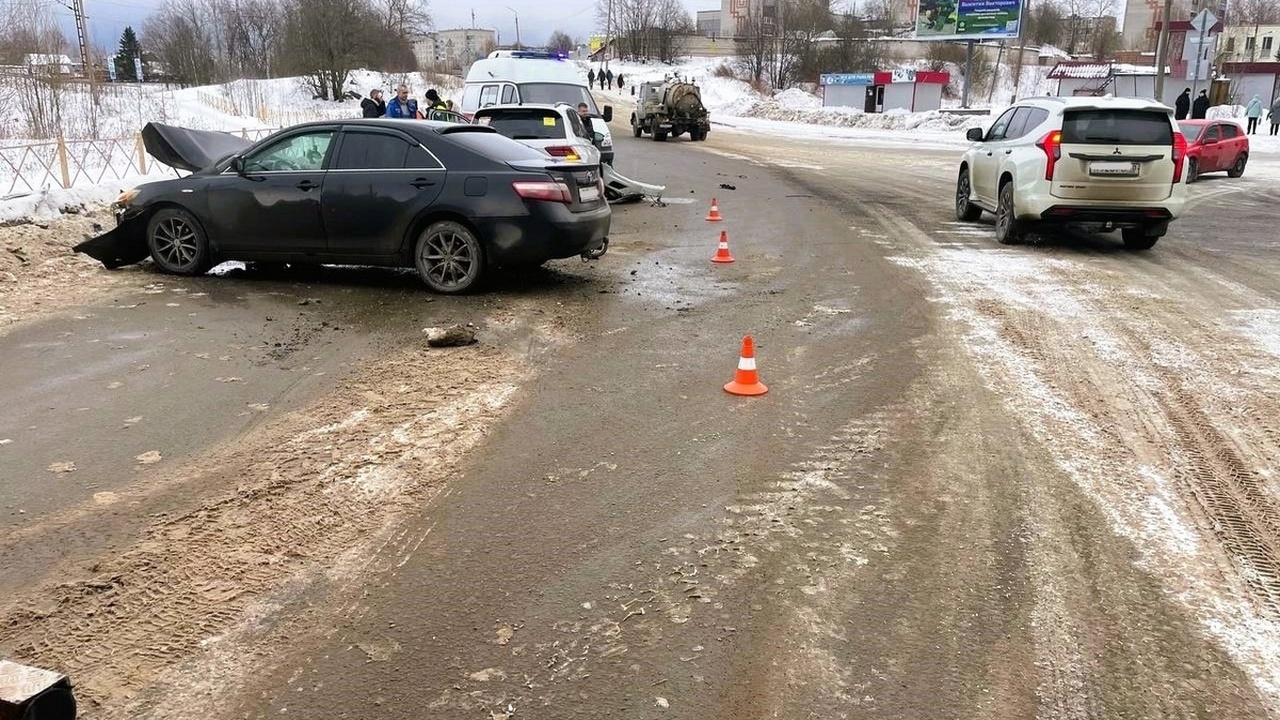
[415, 221, 484, 294]
[147, 208, 211, 275]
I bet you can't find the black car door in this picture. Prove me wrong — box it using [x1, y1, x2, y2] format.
[321, 128, 445, 257]
[206, 127, 336, 254]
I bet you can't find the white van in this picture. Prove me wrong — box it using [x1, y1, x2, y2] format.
[460, 51, 615, 164]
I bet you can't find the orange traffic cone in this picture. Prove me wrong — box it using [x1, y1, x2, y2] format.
[724, 335, 768, 396]
[705, 197, 723, 222]
[711, 230, 735, 264]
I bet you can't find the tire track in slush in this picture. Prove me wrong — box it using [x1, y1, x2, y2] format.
[0, 342, 524, 717]
[863, 193, 1280, 709]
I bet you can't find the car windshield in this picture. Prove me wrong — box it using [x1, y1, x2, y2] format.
[519, 83, 599, 114]
[476, 110, 566, 140]
[1177, 122, 1205, 141]
[1062, 109, 1174, 145]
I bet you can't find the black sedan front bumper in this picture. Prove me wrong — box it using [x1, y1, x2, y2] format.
[73, 206, 148, 269]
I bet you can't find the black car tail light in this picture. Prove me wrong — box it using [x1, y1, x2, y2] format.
[513, 181, 573, 203]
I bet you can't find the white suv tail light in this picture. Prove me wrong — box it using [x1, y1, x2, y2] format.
[1036, 130, 1062, 181]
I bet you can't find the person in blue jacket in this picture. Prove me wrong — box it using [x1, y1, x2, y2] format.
[385, 85, 418, 119]
[1245, 94, 1263, 134]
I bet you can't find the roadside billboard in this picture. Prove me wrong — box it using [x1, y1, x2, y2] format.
[914, 0, 1024, 40]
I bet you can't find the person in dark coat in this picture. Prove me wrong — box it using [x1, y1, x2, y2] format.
[1191, 90, 1210, 119]
[1174, 88, 1190, 120]
[588, 68, 596, 86]
[617, 73, 624, 89]
[605, 69, 614, 88]
[361, 89, 386, 118]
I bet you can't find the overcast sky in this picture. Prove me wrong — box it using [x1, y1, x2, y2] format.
[72, 0, 719, 50]
[434, 0, 719, 47]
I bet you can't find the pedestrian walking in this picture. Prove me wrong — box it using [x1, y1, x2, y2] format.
[1191, 90, 1210, 119]
[1269, 96, 1280, 136]
[361, 89, 386, 118]
[1246, 94, 1263, 134]
[617, 73, 624, 89]
[588, 68, 596, 87]
[605, 69, 614, 88]
[1175, 88, 1191, 121]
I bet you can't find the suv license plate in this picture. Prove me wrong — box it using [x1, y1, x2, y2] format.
[1089, 161, 1139, 176]
[580, 186, 600, 202]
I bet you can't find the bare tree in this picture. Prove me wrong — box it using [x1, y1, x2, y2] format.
[736, 4, 773, 84]
[145, 0, 218, 86]
[547, 30, 576, 54]
[281, 0, 384, 100]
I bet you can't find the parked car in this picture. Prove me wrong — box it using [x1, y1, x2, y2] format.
[74, 120, 610, 294]
[459, 51, 615, 164]
[1177, 119, 1249, 182]
[955, 96, 1188, 250]
[472, 103, 602, 164]
[423, 108, 471, 124]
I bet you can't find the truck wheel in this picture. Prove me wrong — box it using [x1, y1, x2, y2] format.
[631, 115, 641, 137]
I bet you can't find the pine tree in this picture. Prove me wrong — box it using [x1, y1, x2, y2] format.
[115, 26, 141, 82]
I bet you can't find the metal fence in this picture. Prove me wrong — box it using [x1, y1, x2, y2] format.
[0, 128, 278, 196]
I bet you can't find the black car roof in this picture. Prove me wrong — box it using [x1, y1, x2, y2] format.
[284, 119, 496, 137]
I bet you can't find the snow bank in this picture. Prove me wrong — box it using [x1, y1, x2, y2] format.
[0, 184, 130, 224]
[773, 88, 823, 110]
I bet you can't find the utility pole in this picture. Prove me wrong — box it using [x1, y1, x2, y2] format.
[68, 0, 100, 119]
[1153, 0, 1173, 101]
[605, 0, 613, 72]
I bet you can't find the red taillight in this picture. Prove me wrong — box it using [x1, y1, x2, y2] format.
[544, 145, 579, 159]
[513, 181, 573, 203]
[1172, 131, 1188, 183]
[1036, 130, 1062, 181]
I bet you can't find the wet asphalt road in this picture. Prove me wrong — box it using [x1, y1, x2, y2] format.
[3, 124, 1280, 719]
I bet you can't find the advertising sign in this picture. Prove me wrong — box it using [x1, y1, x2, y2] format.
[588, 36, 605, 53]
[915, 0, 1024, 40]
[820, 73, 876, 85]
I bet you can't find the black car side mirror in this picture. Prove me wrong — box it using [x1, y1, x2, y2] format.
[602, 106, 613, 122]
[966, 127, 985, 142]
[230, 156, 246, 174]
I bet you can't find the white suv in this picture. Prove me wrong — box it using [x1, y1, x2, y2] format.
[955, 96, 1188, 250]
[472, 104, 602, 165]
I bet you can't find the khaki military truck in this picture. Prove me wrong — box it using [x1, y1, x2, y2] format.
[630, 79, 711, 142]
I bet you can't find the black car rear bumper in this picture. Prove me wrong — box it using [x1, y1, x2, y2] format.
[480, 201, 611, 266]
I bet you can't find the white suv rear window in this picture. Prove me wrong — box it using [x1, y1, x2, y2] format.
[1062, 110, 1173, 146]
[477, 109, 566, 140]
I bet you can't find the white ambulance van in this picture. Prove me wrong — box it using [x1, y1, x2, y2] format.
[460, 51, 616, 164]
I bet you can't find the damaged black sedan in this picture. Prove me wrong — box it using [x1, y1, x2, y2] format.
[75, 120, 611, 293]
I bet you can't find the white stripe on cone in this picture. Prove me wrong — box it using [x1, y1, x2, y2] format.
[738, 357, 756, 371]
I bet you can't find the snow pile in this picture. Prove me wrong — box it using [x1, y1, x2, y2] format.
[1208, 104, 1244, 120]
[773, 88, 823, 110]
[0, 184, 134, 224]
[744, 102, 981, 132]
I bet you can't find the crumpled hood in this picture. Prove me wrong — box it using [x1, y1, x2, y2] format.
[142, 122, 253, 172]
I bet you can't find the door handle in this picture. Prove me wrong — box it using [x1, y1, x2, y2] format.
[1005, 150, 1013, 154]
[410, 178, 437, 189]
[296, 180, 319, 191]
[986, 151, 993, 156]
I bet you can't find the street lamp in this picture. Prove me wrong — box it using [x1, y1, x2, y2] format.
[505, 6, 521, 49]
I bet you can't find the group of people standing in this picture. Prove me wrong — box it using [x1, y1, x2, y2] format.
[360, 85, 451, 119]
[1175, 86, 1280, 136]
[588, 68, 624, 90]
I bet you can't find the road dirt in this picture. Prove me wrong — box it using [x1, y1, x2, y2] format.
[1, 127, 1278, 719]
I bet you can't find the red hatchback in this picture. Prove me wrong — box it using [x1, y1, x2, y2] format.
[1178, 120, 1249, 182]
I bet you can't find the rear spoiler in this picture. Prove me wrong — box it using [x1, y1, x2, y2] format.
[436, 125, 499, 135]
